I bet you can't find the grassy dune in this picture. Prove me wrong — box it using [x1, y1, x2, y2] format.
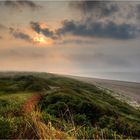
[0, 72, 140, 139]
[0, 92, 33, 138]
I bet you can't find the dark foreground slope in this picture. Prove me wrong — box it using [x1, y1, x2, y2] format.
[0, 72, 140, 139]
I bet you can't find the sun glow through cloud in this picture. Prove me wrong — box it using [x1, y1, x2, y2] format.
[33, 34, 53, 46]
[34, 36, 46, 44]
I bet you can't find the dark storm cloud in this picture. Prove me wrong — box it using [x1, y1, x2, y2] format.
[29, 19, 140, 40]
[30, 22, 41, 33]
[68, 1, 140, 40]
[57, 20, 139, 40]
[29, 1, 140, 41]
[0, 0, 41, 10]
[9, 28, 32, 43]
[70, 1, 119, 17]
[30, 22, 57, 39]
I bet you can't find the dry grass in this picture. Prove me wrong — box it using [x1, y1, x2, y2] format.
[13, 108, 128, 139]
[25, 109, 74, 139]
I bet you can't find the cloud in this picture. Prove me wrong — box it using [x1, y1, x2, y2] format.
[9, 28, 33, 43]
[70, 1, 119, 18]
[0, 24, 7, 30]
[0, 24, 8, 39]
[68, 52, 131, 68]
[59, 39, 95, 45]
[70, 1, 140, 27]
[0, 0, 41, 10]
[30, 21, 57, 39]
[29, 19, 140, 41]
[57, 20, 139, 40]
[28, 1, 140, 41]
[66, 1, 140, 40]
[0, 48, 46, 59]
[137, 4, 140, 19]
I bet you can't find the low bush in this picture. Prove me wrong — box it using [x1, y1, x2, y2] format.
[0, 116, 17, 139]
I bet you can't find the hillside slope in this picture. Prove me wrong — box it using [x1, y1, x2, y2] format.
[0, 72, 140, 139]
[67, 76, 140, 101]
[38, 75, 140, 139]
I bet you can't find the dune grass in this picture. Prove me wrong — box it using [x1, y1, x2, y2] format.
[39, 76, 140, 139]
[0, 92, 33, 138]
[0, 92, 33, 116]
[0, 73, 140, 139]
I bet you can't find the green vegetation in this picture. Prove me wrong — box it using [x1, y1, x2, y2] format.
[0, 74, 49, 138]
[0, 75, 50, 92]
[0, 72, 140, 139]
[39, 76, 140, 139]
[0, 92, 33, 138]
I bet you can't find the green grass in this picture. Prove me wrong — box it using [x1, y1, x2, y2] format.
[0, 92, 33, 116]
[39, 76, 140, 139]
[0, 91, 33, 138]
[0, 73, 50, 139]
[0, 72, 140, 139]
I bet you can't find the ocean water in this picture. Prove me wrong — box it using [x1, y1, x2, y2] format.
[91, 72, 140, 83]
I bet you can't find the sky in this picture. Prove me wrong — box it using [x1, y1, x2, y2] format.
[0, 0, 140, 82]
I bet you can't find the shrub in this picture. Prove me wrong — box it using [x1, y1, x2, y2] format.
[0, 116, 17, 139]
[73, 114, 89, 125]
[98, 115, 115, 129]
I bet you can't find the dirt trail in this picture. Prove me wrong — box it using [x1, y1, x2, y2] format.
[22, 93, 42, 113]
